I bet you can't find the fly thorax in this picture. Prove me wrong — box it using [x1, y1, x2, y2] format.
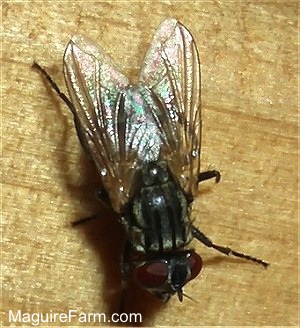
[124, 162, 193, 253]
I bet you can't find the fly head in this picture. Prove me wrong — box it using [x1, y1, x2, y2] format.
[134, 250, 202, 301]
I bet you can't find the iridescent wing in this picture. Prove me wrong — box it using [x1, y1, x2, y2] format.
[140, 19, 202, 197]
[63, 35, 157, 213]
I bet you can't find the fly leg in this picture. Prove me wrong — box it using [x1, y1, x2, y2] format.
[119, 239, 131, 313]
[191, 226, 269, 267]
[32, 62, 76, 115]
[32, 62, 93, 157]
[71, 188, 113, 226]
[198, 170, 221, 183]
[33, 63, 112, 205]
[71, 214, 100, 227]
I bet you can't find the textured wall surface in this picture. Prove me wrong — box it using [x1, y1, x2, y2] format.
[2, 1, 297, 326]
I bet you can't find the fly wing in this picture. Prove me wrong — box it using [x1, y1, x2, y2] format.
[64, 35, 140, 213]
[140, 19, 202, 197]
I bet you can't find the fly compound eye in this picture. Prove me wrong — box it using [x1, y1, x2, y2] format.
[135, 261, 168, 288]
[187, 251, 203, 280]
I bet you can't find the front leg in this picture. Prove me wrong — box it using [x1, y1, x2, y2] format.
[192, 226, 269, 268]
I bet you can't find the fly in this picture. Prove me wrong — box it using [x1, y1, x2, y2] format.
[33, 18, 269, 308]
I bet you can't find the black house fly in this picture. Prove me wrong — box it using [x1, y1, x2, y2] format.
[33, 18, 269, 308]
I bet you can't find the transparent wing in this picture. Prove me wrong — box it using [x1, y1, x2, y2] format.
[64, 35, 142, 213]
[140, 19, 202, 197]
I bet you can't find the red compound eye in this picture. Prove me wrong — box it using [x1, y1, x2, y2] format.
[187, 251, 203, 280]
[135, 261, 168, 288]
